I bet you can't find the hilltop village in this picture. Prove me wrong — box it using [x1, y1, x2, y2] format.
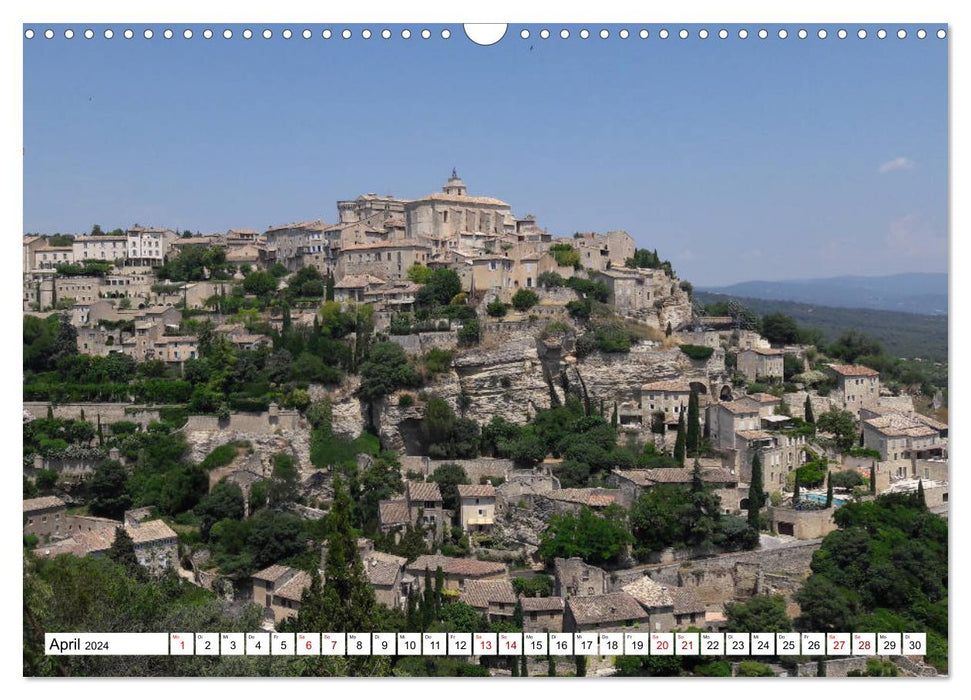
[23, 174, 948, 677]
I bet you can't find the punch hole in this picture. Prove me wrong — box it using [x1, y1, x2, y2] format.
[25, 28, 34, 39]
[619, 29, 629, 39]
[937, 29, 946, 39]
[143, 29, 153, 39]
[203, 29, 213, 39]
[64, 29, 74, 39]
[464, 24, 507, 46]
[639, 29, 649, 39]
[778, 29, 788, 39]
[402, 29, 411, 39]
[163, 29, 173, 39]
[699, 29, 709, 39]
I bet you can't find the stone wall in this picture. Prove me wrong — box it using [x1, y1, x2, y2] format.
[400, 455, 515, 484]
[182, 408, 302, 434]
[607, 540, 822, 610]
[794, 657, 867, 677]
[24, 402, 161, 426]
[768, 505, 838, 540]
[387, 330, 460, 356]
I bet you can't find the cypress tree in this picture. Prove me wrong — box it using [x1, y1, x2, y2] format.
[674, 410, 686, 466]
[747, 452, 764, 529]
[804, 395, 815, 424]
[686, 390, 700, 456]
[611, 402, 618, 429]
[511, 656, 519, 676]
[665, 321, 672, 337]
[96, 415, 104, 446]
[521, 656, 528, 677]
[312, 475, 377, 632]
[825, 472, 833, 508]
[870, 464, 877, 495]
[80, 408, 86, 421]
[47, 405, 54, 420]
[691, 458, 704, 495]
[548, 656, 556, 677]
[325, 270, 335, 301]
[792, 473, 801, 505]
[575, 654, 587, 677]
[917, 479, 926, 507]
[107, 526, 142, 580]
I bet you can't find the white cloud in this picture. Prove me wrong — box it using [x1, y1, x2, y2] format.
[878, 157, 916, 174]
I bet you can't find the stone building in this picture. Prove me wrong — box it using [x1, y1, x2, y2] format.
[641, 379, 691, 428]
[707, 398, 762, 450]
[406, 554, 507, 593]
[862, 412, 947, 463]
[553, 557, 606, 599]
[825, 364, 881, 415]
[337, 240, 431, 282]
[127, 518, 179, 575]
[456, 483, 496, 534]
[126, 226, 178, 267]
[570, 231, 636, 272]
[406, 480, 448, 543]
[262, 220, 331, 273]
[72, 235, 128, 263]
[563, 592, 649, 633]
[459, 579, 518, 622]
[607, 468, 739, 514]
[404, 171, 513, 249]
[358, 541, 413, 610]
[521, 596, 565, 633]
[23, 496, 67, 540]
[34, 246, 76, 270]
[737, 348, 784, 382]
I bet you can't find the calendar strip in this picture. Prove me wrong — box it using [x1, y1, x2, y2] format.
[44, 632, 927, 657]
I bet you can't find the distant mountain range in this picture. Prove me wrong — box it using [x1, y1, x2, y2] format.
[698, 273, 947, 316]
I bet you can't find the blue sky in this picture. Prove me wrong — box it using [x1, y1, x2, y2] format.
[23, 24, 947, 286]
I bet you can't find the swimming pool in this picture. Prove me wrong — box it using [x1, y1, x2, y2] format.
[802, 493, 847, 506]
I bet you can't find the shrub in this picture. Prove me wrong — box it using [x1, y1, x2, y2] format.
[511, 288, 539, 311]
[486, 298, 508, 318]
[679, 344, 714, 361]
[398, 393, 414, 409]
[830, 470, 866, 489]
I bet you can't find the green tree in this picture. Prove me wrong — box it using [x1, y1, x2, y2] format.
[804, 395, 815, 425]
[511, 288, 539, 311]
[816, 408, 858, 453]
[760, 312, 800, 345]
[870, 464, 877, 495]
[686, 390, 700, 456]
[792, 473, 801, 505]
[429, 462, 470, 512]
[486, 298, 507, 318]
[106, 526, 144, 580]
[825, 473, 833, 508]
[195, 481, 245, 539]
[747, 452, 764, 530]
[537, 505, 631, 566]
[724, 594, 792, 633]
[673, 411, 686, 466]
[241, 270, 277, 296]
[88, 460, 131, 519]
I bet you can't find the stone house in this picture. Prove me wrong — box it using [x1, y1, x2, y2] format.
[521, 596, 565, 633]
[406, 554, 507, 593]
[152, 335, 199, 363]
[126, 226, 178, 267]
[34, 246, 76, 270]
[563, 592, 649, 633]
[607, 468, 739, 514]
[72, 235, 128, 264]
[737, 348, 784, 382]
[734, 430, 809, 491]
[262, 220, 331, 273]
[768, 505, 838, 540]
[333, 274, 388, 303]
[55, 276, 102, 306]
[337, 240, 432, 282]
[707, 398, 761, 450]
[621, 576, 676, 632]
[553, 557, 606, 599]
[736, 330, 771, 351]
[591, 267, 666, 316]
[358, 539, 412, 610]
[747, 392, 783, 418]
[456, 483, 496, 533]
[377, 499, 411, 536]
[826, 364, 881, 415]
[571, 230, 636, 272]
[862, 413, 947, 463]
[459, 579, 518, 622]
[127, 518, 179, 575]
[540, 487, 619, 514]
[406, 481, 448, 543]
[640, 379, 691, 428]
[252, 564, 304, 622]
[23, 496, 67, 539]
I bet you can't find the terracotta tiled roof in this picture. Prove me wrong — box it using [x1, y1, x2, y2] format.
[363, 554, 405, 587]
[641, 380, 691, 392]
[411, 192, 510, 207]
[736, 430, 775, 441]
[520, 596, 565, 612]
[408, 555, 507, 578]
[378, 499, 410, 527]
[23, 496, 66, 512]
[252, 564, 296, 583]
[459, 579, 517, 609]
[829, 364, 880, 377]
[864, 413, 938, 438]
[623, 577, 673, 609]
[670, 587, 706, 615]
[342, 240, 431, 251]
[547, 488, 618, 507]
[407, 481, 442, 503]
[127, 519, 177, 545]
[275, 571, 312, 602]
[457, 484, 497, 499]
[744, 347, 784, 356]
[567, 592, 648, 625]
[718, 399, 760, 415]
